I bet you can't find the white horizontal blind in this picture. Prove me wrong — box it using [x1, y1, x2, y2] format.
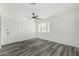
[38, 22, 49, 33]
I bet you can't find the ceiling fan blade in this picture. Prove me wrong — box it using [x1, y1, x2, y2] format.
[36, 18, 42, 20]
[35, 15, 39, 18]
[25, 16, 32, 18]
[25, 16, 33, 20]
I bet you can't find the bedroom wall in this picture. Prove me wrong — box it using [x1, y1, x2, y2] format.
[0, 4, 1, 48]
[37, 8, 79, 48]
[18, 18, 36, 42]
[0, 3, 79, 48]
[0, 4, 36, 45]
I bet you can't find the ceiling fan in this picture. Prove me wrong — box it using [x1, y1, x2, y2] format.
[26, 13, 42, 21]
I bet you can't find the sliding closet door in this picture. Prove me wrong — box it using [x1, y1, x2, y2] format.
[6, 18, 18, 44]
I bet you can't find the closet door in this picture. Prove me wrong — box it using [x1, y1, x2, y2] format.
[6, 18, 18, 44]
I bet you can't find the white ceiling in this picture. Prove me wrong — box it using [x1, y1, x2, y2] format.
[1, 3, 79, 19]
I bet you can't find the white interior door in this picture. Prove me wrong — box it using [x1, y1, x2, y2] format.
[6, 18, 18, 44]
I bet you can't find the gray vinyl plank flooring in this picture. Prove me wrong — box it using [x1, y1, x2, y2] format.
[0, 38, 79, 56]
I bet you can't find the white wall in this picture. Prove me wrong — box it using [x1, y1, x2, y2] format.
[0, 3, 79, 49]
[18, 18, 36, 42]
[0, 15, 1, 49]
[0, 4, 36, 45]
[0, 4, 2, 48]
[37, 8, 79, 48]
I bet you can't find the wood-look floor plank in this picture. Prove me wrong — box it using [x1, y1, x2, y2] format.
[31, 43, 53, 56]
[53, 45, 64, 56]
[50, 44, 61, 56]
[0, 38, 79, 56]
[21, 41, 50, 56]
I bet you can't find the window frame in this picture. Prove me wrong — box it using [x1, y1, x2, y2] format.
[38, 22, 50, 33]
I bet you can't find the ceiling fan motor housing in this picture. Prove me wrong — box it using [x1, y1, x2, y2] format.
[32, 13, 39, 18]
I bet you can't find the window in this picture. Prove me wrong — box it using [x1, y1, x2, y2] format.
[38, 22, 49, 33]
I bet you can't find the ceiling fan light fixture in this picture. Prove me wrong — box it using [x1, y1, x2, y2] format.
[32, 18, 36, 21]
